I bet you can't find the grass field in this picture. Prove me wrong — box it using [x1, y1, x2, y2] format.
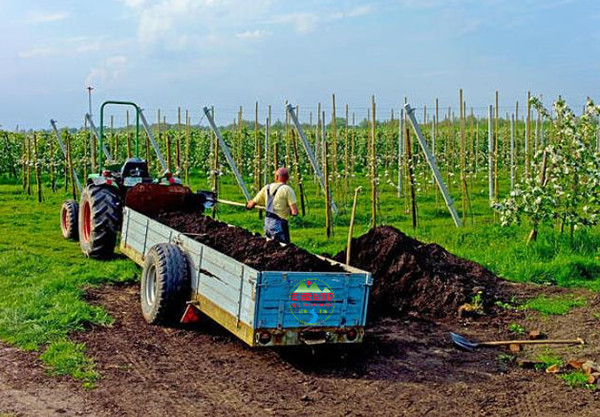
[1, 170, 600, 384]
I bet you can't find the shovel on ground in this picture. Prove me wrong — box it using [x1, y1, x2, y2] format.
[450, 332, 585, 351]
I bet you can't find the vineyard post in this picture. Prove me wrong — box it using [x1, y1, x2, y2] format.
[83, 122, 88, 181]
[324, 136, 332, 239]
[166, 133, 172, 172]
[255, 101, 263, 219]
[112, 115, 119, 161]
[370, 96, 377, 230]
[315, 103, 321, 185]
[494, 90, 499, 195]
[66, 132, 77, 200]
[460, 89, 466, 224]
[126, 110, 132, 158]
[185, 110, 190, 184]
[398, 108, 404, 198]
[49, 139, 56, 192]
[273, 137, 279, 174]
[33, 133, 42, 203]
[405, 126, 417, 229]
[344, 103, 350, 199]
[177, 107, 182, 169]
[21, 136, 27, 191]
[525, 91, 531, 178]
[264, 115, 270, 188]
[210, 106, 218, 218]
[488, 105, 494, 205]
[331, 94, 338, 201]
[346, 186, 362, 266]
[510, 114, 515, 190]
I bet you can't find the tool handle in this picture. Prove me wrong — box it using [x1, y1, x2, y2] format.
[217, 198, 266, 211]
[480, 338, 585, 347]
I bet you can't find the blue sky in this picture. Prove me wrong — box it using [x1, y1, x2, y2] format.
[1, 0, 599, 128]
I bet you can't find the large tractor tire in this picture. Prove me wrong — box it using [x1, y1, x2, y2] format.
[60, 199, 79, 240]
[141, 243, 190, 324]
[78, 185, 121, 260]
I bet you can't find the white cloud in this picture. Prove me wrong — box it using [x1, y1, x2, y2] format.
[85, 56, 128, 86]
[18, 47, 59, 59]
[26, 11, 69, 24]
[236, 29, 271, 39]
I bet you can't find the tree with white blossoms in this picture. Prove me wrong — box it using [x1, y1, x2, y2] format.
[497, 97, 600, 244]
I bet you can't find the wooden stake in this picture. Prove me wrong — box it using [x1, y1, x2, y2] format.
[406, 127, 417, 229]
[177, 106, 182, 169]
[33, 133, 42, 203]
[66, 132, 77, 200]
[185, 110, 190, 184]
[211, 106, 218, 218]
[370, 96, 377, 229]
[346, 186, 362, 265]
[49, 139, 56, 192]
[324, 140, 332, 239]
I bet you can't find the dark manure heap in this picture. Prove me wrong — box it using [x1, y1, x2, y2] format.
[155, 212, 343, 273]
[334, 226, 509, 320]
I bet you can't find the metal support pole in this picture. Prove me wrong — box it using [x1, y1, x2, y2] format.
[138, 109, 168, 172]
[203, 106, 252, 201]
[85, 114, 113, 164]
[404, 104, 461, 227]
[286, 103, 337, 214]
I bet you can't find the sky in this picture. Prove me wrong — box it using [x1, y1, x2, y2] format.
[1, 0, 599, 129]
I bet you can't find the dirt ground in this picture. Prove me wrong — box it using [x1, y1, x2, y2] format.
[2, 283, 600, 417]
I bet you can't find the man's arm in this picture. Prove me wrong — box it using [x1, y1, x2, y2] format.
[289, 203, 298, 216]
[247, 186, 266, 210]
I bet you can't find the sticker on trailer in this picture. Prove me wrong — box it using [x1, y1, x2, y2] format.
[289, 280, 335, 325]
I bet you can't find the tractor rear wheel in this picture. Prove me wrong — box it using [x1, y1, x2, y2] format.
[78, 185, 121, 260]
[60, 199, 79, 240]
[141, 243, 190, 324]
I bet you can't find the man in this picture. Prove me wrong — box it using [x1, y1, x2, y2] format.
[246, 167, 298, 244]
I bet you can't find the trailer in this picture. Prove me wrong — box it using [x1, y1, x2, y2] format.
[120, 207, 373, 347]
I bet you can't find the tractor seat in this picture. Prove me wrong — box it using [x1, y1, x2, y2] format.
[121, 157, 150, 178]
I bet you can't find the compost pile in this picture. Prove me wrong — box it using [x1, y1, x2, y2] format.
[155, 212, 343, 272]
[334, 226, 508, 320]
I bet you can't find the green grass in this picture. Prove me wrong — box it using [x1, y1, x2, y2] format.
[40, 341, 98, 388]
[1, 166, 600, 384]
[561, 371, 595, 390]
[521, 294, 587, 315]
[0, 184, 137, 385]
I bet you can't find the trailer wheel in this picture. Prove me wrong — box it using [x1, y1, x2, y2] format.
[78, 185, 121, 260]
[141, 243, 190, 324]
[60, 199, 79, 240]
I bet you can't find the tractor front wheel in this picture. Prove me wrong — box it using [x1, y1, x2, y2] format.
[78, 185, 121, 260]
[60, 199, 79, 240]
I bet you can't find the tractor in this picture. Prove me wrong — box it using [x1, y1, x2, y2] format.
[60, 101, 212, 259]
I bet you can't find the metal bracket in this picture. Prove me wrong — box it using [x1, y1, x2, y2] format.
[286, 104, 338, 214]
[203, 106, 252, 201]
[404, 103, 462, 228]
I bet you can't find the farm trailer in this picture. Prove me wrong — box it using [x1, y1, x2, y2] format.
[120, 207, 373, 347]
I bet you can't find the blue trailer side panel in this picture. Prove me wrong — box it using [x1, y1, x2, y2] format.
[255, 272, 371, 330]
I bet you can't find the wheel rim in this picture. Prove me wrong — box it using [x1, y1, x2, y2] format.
[61, 207, 69, 235]
[145, 264, 157, 307]
[82, 201, 91, 242]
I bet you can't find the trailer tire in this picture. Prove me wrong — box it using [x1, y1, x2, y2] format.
[141, 243, 190, 324]
[60, 199, 79, 240]
[78, 185, 121, 260]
